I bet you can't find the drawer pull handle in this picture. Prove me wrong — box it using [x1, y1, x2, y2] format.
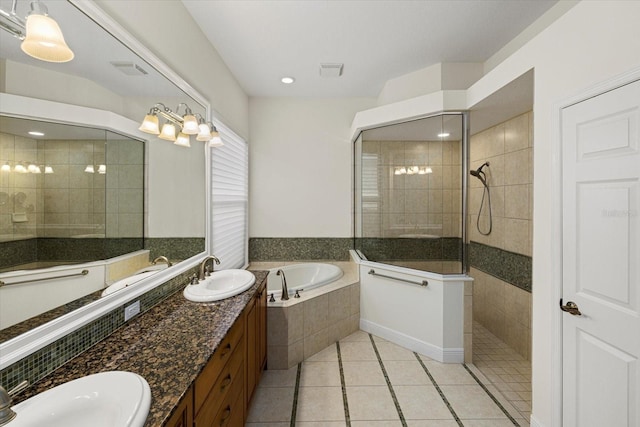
[220, 374, 232, 391]
[219, 406, 231, 425]
[220, 343, 232, 357]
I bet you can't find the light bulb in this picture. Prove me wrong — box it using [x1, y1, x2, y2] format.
[21, 13, 74, 63]
[209, 136, 224, 147]
[196, 123, 213, 141]
[138, 114, 160, 134]
[174, 132, 191, 148]
[158, 123, 177, 141]
[181, 114, 199, 135]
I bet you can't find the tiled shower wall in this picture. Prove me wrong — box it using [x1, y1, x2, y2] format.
[469, 112, 533, 360]
[0, 133, 143, 267]
[360, 139, 462, 239]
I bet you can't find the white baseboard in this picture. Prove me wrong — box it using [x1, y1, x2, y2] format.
[529, 414, 545, 427]
[360, 319, 464, 363]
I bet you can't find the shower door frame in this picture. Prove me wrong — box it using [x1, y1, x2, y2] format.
[352, 110, 470, 275]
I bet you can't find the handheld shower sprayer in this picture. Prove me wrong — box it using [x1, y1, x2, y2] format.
[470, 162, 490, 185]
[469, 161, 492, 235]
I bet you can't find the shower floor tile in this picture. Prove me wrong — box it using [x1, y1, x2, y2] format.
[247, 329, 529, 426]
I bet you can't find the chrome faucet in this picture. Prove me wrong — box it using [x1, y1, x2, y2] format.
[152, 255, 172, 267]
[0, 381, 28, 426]
[198, 255, 220, 281]
[276, 269, 289, 301]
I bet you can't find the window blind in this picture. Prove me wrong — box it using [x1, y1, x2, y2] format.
[210, 124, 248, 270]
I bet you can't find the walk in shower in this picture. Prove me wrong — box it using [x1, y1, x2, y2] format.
[353, 113, 468, 275]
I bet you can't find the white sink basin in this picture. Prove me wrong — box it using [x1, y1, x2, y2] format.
[184, 269, 256, 302]
[11, 371, 150, 427]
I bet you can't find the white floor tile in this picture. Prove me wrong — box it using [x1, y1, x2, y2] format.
[393, 385, 453, 420]
[347, 386, 399, 421]
[295, 386, 345, 422]
[299, 361, 341, 387]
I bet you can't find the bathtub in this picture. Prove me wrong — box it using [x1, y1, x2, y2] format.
[266, 262, 343, 300]
[250, 261, 359, 369]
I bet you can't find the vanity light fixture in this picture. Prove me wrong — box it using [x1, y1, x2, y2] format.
[97, 164, 106, 174]
[0, 0, 74, 63]
[1, 162, 11, 172]
[44, 165, 53, 174]
[84, 165, 94, 173]
[28, 130, 44, 136]
[14, 162, 27, 173]
[437, 132, 450, 138]
[139, 103, 220, 147]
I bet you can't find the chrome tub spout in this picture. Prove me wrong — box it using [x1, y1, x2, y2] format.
[276, 269, 289, 300]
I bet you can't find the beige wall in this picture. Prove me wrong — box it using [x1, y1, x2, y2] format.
[469, 111, 533, 360]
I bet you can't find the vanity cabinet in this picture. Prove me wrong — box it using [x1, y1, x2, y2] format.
[165, 386, 193, 427]
[245, 281, 267, 407]
[163, 279, 267, 427]
[194, 315, 245, 427]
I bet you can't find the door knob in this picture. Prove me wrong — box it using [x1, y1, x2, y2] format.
[560, 299, 582, 316]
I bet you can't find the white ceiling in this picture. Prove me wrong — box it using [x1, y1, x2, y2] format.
[182, 0, 557, 98]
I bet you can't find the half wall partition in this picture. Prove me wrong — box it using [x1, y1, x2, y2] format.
[354, 113, 467, 275]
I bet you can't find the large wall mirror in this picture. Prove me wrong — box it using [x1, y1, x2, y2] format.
[0, 0, 207, 350]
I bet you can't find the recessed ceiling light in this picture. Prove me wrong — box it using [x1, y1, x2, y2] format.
[281, 76, 295, 84]
[28, 131, 45, 136]
[437, 132, 450, 138]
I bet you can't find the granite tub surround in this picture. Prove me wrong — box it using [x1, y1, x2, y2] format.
[144, 237, 205, 262]
[249, 237, 352, 261]
[10, 270, 268, 426]
[250, 261, 360, 369]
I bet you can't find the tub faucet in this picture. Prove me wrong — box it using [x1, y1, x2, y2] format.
[152, 256, 172, 267]
[0, 380, 28, 426]
[198, 255, 220, 281]
[276, 269, 289, 301]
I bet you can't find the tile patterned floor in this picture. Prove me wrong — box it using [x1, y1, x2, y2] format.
[246, 329, 531, 426]
[471, 323, 532, 423]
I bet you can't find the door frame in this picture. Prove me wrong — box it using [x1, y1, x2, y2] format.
[551, 66, 640, 427]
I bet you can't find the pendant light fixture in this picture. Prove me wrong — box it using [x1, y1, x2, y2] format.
[139, 103, 222, 148]
[0, 0, 74, 63]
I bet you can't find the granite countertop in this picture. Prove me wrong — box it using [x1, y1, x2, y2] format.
[14, 270, 268, 427]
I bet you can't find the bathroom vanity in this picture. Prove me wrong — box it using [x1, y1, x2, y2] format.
[12, 271, 268, 427]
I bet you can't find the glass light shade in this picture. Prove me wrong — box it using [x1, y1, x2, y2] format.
[98, 164, 106, 174]
[27, 164, 38, 173]
[21, 14, 74, 63]
[398, 167, 407, 175]
[196, 123, 213, 141]
[174, 132, 191, 148]
[138, 114, 160, 134]
[44, 166, 54, 174]
[84, 165, 95, 173]
[181, 115, 199, 135]
[425, 167, 433, 174]
[1, 163, 11, 172]
[33, 165, 42, 174]
[209, 136, 224, 147]
[158, 123, 177, 141]
[14, 163, 27, 173]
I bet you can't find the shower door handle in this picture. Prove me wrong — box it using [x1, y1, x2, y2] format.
[560, 299, 582, 316]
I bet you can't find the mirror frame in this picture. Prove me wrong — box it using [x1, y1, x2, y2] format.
[0, 0, 211, 370]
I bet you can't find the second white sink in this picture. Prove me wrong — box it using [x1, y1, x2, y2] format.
[184, 269, 256, 302]
[11, 371, 150, 427]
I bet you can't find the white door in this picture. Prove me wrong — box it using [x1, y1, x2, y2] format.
[562, 79, 640, 427]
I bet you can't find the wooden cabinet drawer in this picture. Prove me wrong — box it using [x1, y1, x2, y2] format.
[194, 340, 244, 425]
[195, 315, 245, 414]
[195, 362, 244, 427]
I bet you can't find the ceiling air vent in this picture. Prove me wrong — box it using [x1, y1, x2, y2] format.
[319, 63, 343, 78]
[110, 61, 148, 76]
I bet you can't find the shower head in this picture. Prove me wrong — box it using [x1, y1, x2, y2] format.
[470, 162, 490, 185]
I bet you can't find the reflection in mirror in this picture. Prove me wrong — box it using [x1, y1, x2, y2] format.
[0, 0, 206, 346]
[0, 116, 144, 271]
[354, 114, 465, 275]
